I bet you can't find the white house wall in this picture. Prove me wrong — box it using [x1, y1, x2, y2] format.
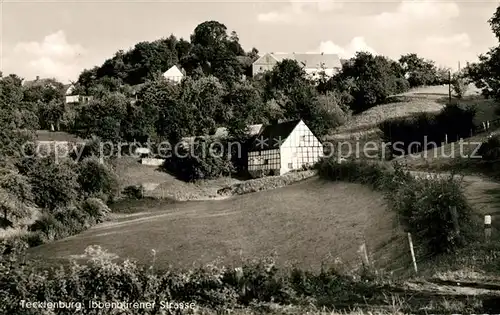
[280, 121, 323, 175]
[165, 75, 183, 83]
[65, 95, 79, 103]
[248, 149, 280, 172]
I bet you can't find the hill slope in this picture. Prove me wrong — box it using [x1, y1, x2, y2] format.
[27, 178, 406, 271]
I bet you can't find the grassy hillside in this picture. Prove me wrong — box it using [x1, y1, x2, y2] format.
[26, 178, 406, 272]
[331, 84, 486, 137]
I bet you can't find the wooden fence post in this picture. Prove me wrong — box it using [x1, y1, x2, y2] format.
[359, 243, 369, 267]
[408, 232, 418, 274]
[485, 215, 492, 243]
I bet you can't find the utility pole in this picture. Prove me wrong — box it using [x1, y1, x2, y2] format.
[458, 61, 461, 72]
[448, 70, 452, 105]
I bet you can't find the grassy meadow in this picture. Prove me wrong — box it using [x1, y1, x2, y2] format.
[26, 178, 406, 272]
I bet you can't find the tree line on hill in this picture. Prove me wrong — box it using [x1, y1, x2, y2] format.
[0, 20, 471, 183]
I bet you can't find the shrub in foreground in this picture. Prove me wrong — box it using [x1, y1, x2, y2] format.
[0, 246, 381, 315]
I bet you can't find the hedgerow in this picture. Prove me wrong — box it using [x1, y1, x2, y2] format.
[0, 245, 384, 315]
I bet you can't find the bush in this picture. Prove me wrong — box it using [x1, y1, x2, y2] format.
[20, 156, 79, 211]
[316, 159, 390, 189]
[123, 185, 144, 199]
[0, 234, 29, 256]
[478, 135, 500, 161]
[53, 206, 91, 232]
[0, 188, 33, 228]
[27, 200, 109, 247]
[163, 138, 235, 182]
[390, 172, 477, 255]
[77, 157, 120, 203]
[80, 198, 111, 224]
[0, 247, 381, 314]
[316, 158, 477, 256]
[29, 213, 67, 241]
[0, 169, 36, 226]
[0, 169, 34, 204]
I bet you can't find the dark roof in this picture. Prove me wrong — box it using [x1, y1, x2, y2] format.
[23, 78, 55, 88]
[250, 119, 301, 151]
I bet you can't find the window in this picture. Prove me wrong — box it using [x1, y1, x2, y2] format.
[300, 136, 306, 142]
[263, 159, 269, 165]
[288, 163, 293, 169]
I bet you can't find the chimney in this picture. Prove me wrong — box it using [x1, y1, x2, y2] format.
[270, 119, 279, 125]
[321, 52, 324, 55]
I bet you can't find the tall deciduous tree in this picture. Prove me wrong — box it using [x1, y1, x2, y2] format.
[180, 76, 227, 135]
[74, 92, 128, 142]
[329, 52, 409, 113]
[187, 21, 244, 84]
[399, 53, 439, 87]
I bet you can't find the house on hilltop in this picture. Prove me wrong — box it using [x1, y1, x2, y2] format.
[64, 83, 92, 104]
[248, 119, 323, 177]
[163, 65, 184, 84]
[252, 52, 342, 80]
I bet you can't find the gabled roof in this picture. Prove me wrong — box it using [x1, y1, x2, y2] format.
[250, 119, 301, 151]
[163, 65, 184, 77]
[254, 53, 342, 69]
[64, 84, 76, 95]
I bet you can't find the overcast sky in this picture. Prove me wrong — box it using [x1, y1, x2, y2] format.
[1, 0, 499, 83]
